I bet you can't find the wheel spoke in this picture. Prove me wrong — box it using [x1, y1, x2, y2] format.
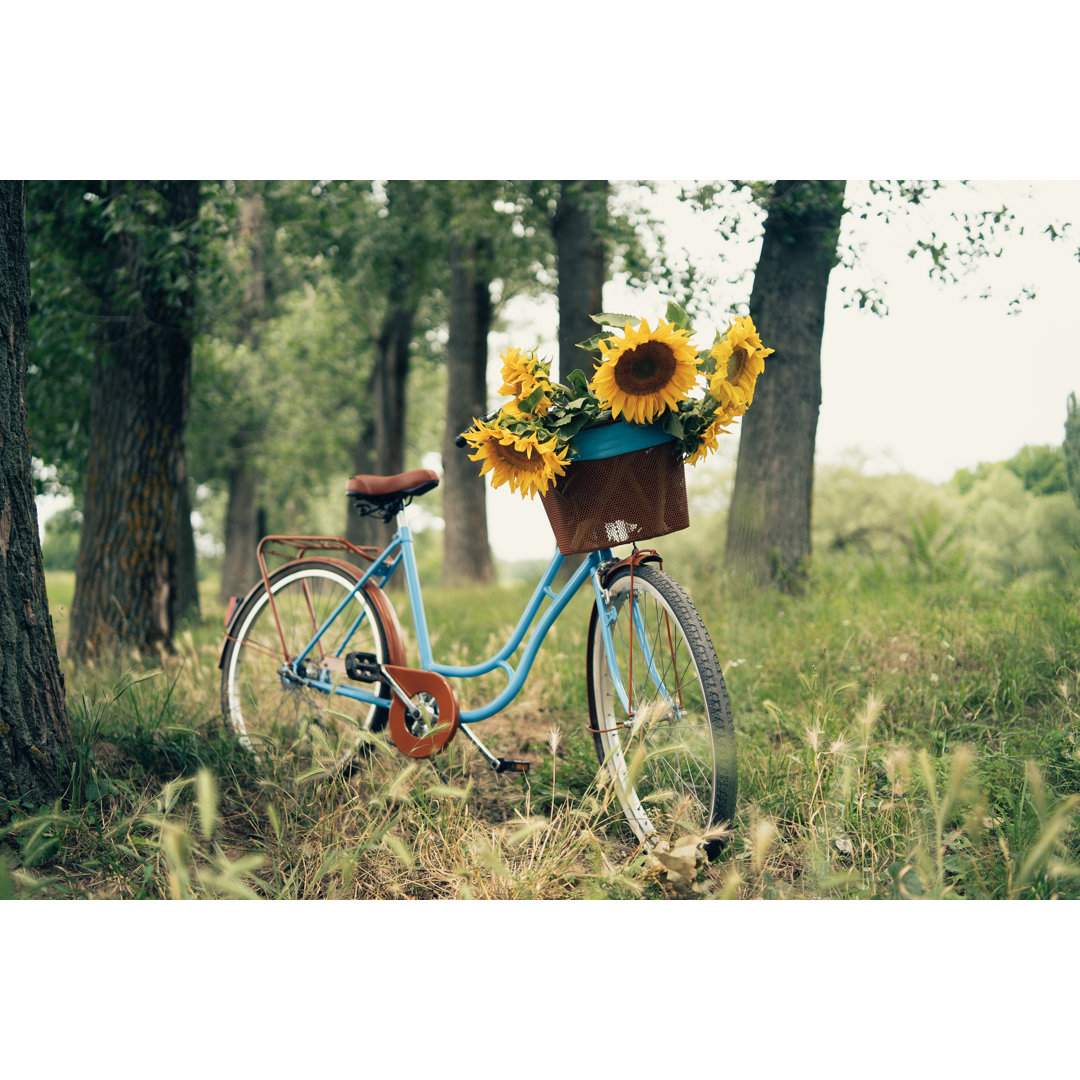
[222, 562, 388, 769]
[588, 565, 735, 855]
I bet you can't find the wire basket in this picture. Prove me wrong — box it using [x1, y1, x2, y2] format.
[540, 422, 689, 555]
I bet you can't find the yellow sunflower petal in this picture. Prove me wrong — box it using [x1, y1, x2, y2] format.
[709, 316, 773, 411]
[686, 410, 739, 466]
[590, 317, 699, 424]
[465, 420, 568, 499]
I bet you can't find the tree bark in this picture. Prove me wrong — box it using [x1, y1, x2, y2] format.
[176, 473, 199, 620]
[0, 180, 74, 803]
[344, 409, 380, 555]
[442, 238, 495, 584]
[68, 181, 200, 659]
[725, 181, 846, 592]
[366, 301, 416, 551]
[218, 188, 268, 601]
[552, 180, 608, 382]
[219, 456, 262, 602]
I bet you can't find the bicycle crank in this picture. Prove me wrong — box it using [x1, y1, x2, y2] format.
[345, 653, 460, 757]
[385, 666, 460, 758]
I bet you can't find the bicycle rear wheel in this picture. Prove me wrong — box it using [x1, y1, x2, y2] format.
[220, 559, 390, 769]
[587, 563, 736, 856]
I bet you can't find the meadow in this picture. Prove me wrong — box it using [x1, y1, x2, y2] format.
[5, 463, 1080, 901]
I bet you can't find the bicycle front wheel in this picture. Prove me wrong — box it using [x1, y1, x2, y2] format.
[221, 559, 390, 768]
[587, 563, 736, 855]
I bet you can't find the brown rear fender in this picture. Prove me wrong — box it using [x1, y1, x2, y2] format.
[218, 558, 407, 669]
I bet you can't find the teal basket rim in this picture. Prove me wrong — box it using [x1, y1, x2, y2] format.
[570, 420, 675, 462]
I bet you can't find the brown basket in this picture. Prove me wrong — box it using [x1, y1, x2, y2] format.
[541, 441, 689, 555]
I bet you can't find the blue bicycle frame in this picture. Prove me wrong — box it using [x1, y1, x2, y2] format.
[285, 516, 647, 727]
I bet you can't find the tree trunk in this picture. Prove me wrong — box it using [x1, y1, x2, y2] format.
[219, 456, 262, 602]
[176, 473, 199, 620]
[0, 180, 74, 803]
[552, 180, 608, 382]
[343, 180, 425, 554]
[725, 181, 846, 593]
[68, 180, 200, 659]
[442, 238, 494, 585]
[366, 303, 416, 551]
[345, 410, 380, 555]
[218, 187, 268, 598]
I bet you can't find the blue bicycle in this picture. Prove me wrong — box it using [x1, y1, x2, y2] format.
[219, 422, 737, 854]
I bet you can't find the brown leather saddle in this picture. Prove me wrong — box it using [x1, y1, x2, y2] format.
[346, 468, 440, 521]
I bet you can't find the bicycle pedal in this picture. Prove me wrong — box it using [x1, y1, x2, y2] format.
[492, 758, 531, 774]
[345, 651, 383, 683]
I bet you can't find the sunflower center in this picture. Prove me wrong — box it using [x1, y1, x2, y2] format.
[494, 442, 545, 472]
[727, 344, 751, 382]
[614, 342, 678, 395]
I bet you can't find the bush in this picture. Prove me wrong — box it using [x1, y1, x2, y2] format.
[40, 504, 81, 572]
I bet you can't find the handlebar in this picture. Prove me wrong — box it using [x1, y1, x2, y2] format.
[454, 409, 499, 449]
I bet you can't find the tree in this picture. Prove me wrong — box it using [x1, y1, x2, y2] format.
[1064, 393, 1080, 510]
[65, 181, 201, 659]
[684, 179, 1043, 591]
[725, 181, 847, 591]
[551, 181, 608, 382]
[215, 184, 271, 601]
[346, 180, 438, 554]
[0, 180, 73, 803]
[437, 181, 565, 583]
[26, 182, 205, 623]
[189, 181, 377, 591]
[442, 230, 496, 584]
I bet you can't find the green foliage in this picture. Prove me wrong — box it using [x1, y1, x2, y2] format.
[1004, 444, 1067, 495]
[812, 455, 1080, 591]
[189, 277, 370, 528]
[25, 181, 206, 497]
[40, 504, 82, 572]
[905, 504, 968, 583]
[963, 466, 1080, 586]
[813, 464, 965, 566]
[955, 443, 1068, 496]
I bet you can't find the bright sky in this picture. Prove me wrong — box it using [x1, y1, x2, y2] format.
[480, 180, 1080, 561]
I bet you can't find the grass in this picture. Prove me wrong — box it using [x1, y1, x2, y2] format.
[6, 544, 1080, 900]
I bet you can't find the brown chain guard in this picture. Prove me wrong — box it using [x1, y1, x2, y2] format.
[386, 666, 461, 758]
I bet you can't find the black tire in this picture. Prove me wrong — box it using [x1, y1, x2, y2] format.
[220, 559, 390, 769]
[586, 564, 736, 856]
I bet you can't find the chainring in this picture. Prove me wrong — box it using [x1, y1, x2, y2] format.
[385, 666, 461, 758]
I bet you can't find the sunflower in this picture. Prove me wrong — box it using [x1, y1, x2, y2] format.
[590, 318, 699, 424]
[498, 347, 552, 416]
[709, 315, 773, 412]
[463, 419, 569, 499]
[686, 408, 739, 466]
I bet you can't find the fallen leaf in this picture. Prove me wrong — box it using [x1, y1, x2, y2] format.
[646, 835, 704, 886]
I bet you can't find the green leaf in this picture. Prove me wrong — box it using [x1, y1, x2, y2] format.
[661, 412, 686, 440]
[519, 384, 547, 413]
[566, 368, 592, 396]
[665, 301, 693, 332]
[561, 413, 595, 441]
[589, 312, 638, 327]
[576, 333, 609, 353]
